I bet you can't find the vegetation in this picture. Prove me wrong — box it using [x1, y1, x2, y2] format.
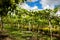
[0, 0, 60, 40]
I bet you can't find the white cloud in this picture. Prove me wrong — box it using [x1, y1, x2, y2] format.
[31, 6, 38, 10]
[27, 0, 38, 2]
[40, 0, 60, 9]
[19, 3, 30, 10]
[18, 3, 39, 11]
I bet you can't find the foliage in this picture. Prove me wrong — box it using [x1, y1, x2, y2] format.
[0, 0, 60, 40]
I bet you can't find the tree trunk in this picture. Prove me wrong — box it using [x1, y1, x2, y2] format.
[0, 16, 3, 32]
[49, 17, 52, 40]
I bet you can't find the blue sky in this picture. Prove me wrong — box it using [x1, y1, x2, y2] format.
[26, 0, 43, 9]
[19, 0, 60, 10]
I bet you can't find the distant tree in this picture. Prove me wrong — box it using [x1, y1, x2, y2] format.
[54, 5, 60, 13]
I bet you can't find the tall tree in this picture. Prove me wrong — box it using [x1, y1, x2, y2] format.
[0, 0, 27, 31]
